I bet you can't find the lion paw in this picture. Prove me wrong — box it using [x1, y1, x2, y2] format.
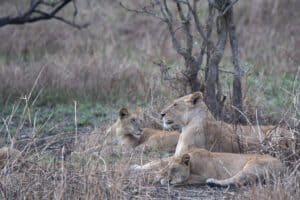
[129, 164, 142, 171]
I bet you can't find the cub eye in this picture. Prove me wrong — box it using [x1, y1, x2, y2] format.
[131, 118, 136, 123]
[173, 103, 177, 107]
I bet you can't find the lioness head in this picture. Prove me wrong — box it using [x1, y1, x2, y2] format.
[115, 108, 144, 139]
[159, 154, 191, 185]
[160, 92, 212, 129]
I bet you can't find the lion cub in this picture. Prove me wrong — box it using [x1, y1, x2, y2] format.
[155, 148, 283, 187]
[110, 108, 180, 152]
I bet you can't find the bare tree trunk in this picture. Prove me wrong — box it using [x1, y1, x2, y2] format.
[205, 4, 215, 81]
[205, 0, 243, 120]
[123, 0, 243, 120]
[205, 16, 227, 118]
[227, 8, 243, 122]
[184, 57, 201, 92]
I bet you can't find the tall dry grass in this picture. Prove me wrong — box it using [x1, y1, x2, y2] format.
[0, 0, 170, 105]
[235, 0, 300, 74]
[0, 0, 298, 104]
[0, 65, 298, 199]
[0, 0, 299, 199]
[0, 97, 298, 199]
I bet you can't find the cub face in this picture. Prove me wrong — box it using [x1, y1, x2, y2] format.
[117, 108, 143, 139]
[263, 128, 295, 152]
[159, 154, 191, 185]
[160, 92, 204, 129]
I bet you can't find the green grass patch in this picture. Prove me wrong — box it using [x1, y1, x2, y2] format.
[245, 72, 299, 118]
[218, 61, 299, 122]
[0, 100, 117, 139]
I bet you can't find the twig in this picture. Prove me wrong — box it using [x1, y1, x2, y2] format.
[0, 0, 88, 29]
[119, 2, 165, 22]
[221, 0, 239, 16]
[34, 10, 89, 29]
[74, 101, 78, 145]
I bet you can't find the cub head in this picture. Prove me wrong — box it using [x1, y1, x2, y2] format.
[263, 128, 295, 153]
[159, 154, 191, 185]
[115, 108, 144, 139]
[160, 92, 208, 129]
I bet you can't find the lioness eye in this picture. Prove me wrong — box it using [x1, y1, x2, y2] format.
[171, 168, 177, 173]
[173, 103, 177, 107]
[131, 118, 136, 122]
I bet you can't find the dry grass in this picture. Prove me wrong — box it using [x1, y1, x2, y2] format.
[0, 0, 299, 199]
[0, 115, 298, 199]
[0, 0, 169, 105]
[0, 0, 298, 103]
[0, 77, 298, 199]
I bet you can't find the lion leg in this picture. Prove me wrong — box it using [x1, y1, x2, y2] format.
[175, 135, 198, 156]
[206, 170, 250, 187]
[140, 138, 161, 152]
[130, 156, 173, 172]
[206, 160, 277, 187]
[130, 157, 174, 184]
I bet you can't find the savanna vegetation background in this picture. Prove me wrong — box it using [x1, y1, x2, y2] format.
[0, 0, 299, 199]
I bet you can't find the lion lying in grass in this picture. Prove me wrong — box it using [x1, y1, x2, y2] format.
[160, 92, 294, 155]
[108, 108, 180, 152]
[153, 148, 283, 187]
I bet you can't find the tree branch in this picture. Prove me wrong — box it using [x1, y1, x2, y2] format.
[0, 0, 88, 29]
[190, 0, 206, 40]
[204, 3, 215, 76]
[120, 1, 189, 58]
[34, 10, 89, 29]
[221, 0, 239, 16]
[175, 1, 193, 56]
[226, 4, 243, 121]
[162, 0, 188, 58]
[119, 2, 166, 22]
[205, 13, 228, 118]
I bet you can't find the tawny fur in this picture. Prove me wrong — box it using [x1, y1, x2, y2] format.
[109, 108, 180, 152]
[150, 148, 283, 187]
[160, 92, 294, 156]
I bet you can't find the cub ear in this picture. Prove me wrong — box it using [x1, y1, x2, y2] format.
[181, 154, 190, 166]
[119, 108, 129, 119]
[189, 92, 203, 105]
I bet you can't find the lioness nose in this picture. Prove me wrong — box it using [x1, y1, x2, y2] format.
[161, 113, 166, 118]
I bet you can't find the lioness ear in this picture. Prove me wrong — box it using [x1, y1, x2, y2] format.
[189, 92, 203, 105]
[181, 154, 190, 166]
[135, 107, 143, 115]
[119, 108, 129, 119]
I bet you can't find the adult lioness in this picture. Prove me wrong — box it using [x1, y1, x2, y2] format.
[155, 148, 283, 187]
[109, 108, 180, 152]
[160, 92, 294, 155]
